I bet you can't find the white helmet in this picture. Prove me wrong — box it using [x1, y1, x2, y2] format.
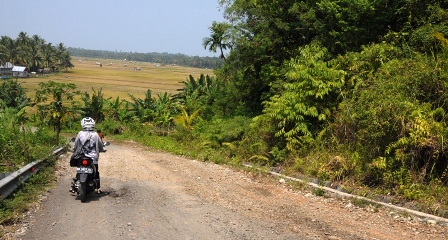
[81, 117, 95, 130]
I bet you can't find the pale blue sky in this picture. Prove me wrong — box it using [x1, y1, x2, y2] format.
[0, 0, 226, 57]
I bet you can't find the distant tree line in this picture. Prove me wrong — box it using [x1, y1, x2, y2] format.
[67, 47, 224, 69]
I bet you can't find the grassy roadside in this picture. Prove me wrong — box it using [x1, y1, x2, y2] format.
[0, 151, 61, 237]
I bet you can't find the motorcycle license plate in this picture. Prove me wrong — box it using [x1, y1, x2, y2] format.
[76, 167, 93, 174]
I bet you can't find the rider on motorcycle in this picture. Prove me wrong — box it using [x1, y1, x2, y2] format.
[70, 117, 106, 194]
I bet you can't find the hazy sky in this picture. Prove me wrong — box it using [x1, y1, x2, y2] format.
[0, 0, 226, 57]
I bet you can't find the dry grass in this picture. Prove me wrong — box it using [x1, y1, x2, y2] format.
[19, 57, 214, 101]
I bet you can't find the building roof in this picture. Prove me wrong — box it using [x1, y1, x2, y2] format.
[12, 66, 27, 72]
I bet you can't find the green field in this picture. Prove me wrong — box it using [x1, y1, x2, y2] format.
[19, 56, 214, 101]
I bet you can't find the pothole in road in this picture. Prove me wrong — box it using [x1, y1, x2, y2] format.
[109, 187, 131, 198]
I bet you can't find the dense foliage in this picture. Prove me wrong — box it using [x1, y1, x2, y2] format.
[0, 81, 57, 171]
[199, 0, 448, 214]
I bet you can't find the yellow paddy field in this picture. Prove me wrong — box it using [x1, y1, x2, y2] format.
[19, 56, 214, 101]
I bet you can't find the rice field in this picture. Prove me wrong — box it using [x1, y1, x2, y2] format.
[19, 56, 214, 101]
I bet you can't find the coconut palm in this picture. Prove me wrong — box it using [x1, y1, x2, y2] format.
[55, 43, 73, 72]
[0, 44, 7, 65]
[0, 36, 19, 65]
[42, 43, 56, 69]
[202, 21, 233, 61]
[27, 35, 44, 71]
[16, 32, 30, 47]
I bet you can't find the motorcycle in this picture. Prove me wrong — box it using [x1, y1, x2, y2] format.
[71, 157, 98, 202]
[70, 140, 110, 202]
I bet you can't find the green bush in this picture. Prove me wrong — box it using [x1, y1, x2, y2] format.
[100, 118, 124, 135]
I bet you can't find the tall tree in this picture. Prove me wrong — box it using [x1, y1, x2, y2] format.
[42, 42, 56, 69]
[56, 43, 73, 72]
[16, 32, 31, 66]
[215, 0, 435, 116]
[203, 21, 233, 61]
[0, 36, 19, 65]
[27, 35, 44, 71]
[0, 44, 6, 65]
[16, 31, 29, 47]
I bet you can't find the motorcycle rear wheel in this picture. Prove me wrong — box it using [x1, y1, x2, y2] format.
[80, 182, 87, 202]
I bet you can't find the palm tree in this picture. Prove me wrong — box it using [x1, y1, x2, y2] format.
[42, 43, 56, 69]
[55, 42, 66, 67]
[27, 35, 44, 71]
[55, 43, 73, 72]
[15, 32, 33, 66]
[17, 32, 30, 47]
[202, 21, 233, 61]
[1, 36, 19, 65]
[0, 43, 7, 65]
[56, 42, 66, 55]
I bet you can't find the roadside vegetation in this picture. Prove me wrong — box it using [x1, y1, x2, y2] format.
[0, 79, 61, 226]
[1, 0, 448, 230]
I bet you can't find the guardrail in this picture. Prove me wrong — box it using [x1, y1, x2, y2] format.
[244, 163, 448, 224]
[0, 146, 66, 200]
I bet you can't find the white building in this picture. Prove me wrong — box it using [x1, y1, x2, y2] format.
[0, 62, 13, 75]
[12, 66, 29, 77]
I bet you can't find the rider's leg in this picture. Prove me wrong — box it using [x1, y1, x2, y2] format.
[95, 164, 101, 193]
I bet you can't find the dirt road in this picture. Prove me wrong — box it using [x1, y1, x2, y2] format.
[9, 140, 448, 239]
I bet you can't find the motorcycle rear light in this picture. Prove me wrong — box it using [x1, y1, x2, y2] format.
[82, 159, 88, 166]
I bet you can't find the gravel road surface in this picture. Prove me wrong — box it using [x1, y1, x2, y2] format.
[6, 140, 448, 239]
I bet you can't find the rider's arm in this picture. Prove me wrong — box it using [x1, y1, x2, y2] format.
[73, 134, 81, 150]
[96, 134, 105, 153]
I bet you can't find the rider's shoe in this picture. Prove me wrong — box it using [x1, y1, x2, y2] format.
[69, 177, 78, 193]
